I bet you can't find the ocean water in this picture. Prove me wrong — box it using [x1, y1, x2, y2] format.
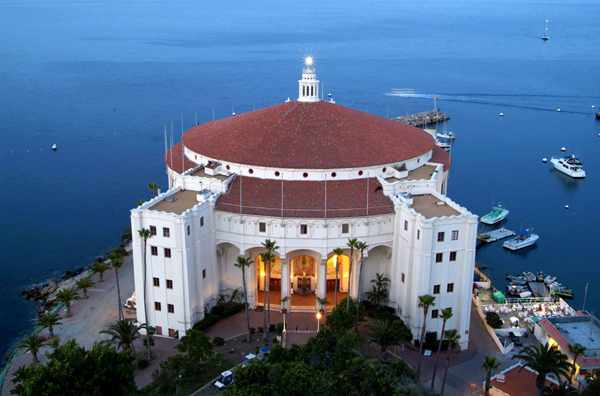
[1, 0, 599, 361]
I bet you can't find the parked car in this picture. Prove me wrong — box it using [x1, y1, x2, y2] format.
[214, 370, 234, 389]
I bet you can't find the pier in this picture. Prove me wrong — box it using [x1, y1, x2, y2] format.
[477, 228, 515, 243]
[393, 109, 449, 127]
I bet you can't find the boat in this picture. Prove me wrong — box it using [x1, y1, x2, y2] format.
[536, 272, 546, 282]
[504, 230, 539, 250]
[519, 291, 533, 298]
[509, 280, 527, 286]
[522, 271, 537, 282]
[436, 131, 455, 140]
[542, 19, 549, 40]
[480, 204, 509, 225]
[436, 141, 451, 152]
[506, 274, 527, 282]
[51, 144, 57, 151]
[550, 155, 586, 178]
[544, 275, 557, 284]
[596, 112, 600, 120]
[551, 288, 574, 299]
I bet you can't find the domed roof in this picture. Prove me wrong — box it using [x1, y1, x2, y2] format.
[183, 100, 435, 170]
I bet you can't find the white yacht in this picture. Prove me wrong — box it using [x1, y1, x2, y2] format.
[503, 230, 539, 251]
[550, 155, 585, 178]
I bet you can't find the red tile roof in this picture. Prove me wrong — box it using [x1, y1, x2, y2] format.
[214, 176, 395, 218]
[490, 364, 557, 396]
[164, 142, 198, 174]
[429, 145, 452, 171]
[182, 100, 435, 169]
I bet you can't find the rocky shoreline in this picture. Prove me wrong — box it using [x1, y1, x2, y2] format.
[393, 109, 449, 127]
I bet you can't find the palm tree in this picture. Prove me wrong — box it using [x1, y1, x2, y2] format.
[514, 343, 573, 396]
[148, 182, 162, 197]
[568, 343, 586, 383]
[138, 228, 154, 361]
[91, 262, 110, 283]
[431, 308, 453, 390]
[355, 241, 368, 333]
[109, 253, 125, 321]
[346, 238, 359, 312]
[136, 200, 146, 207]
[440, 329, 461, 395]
[56, 288, 81, 318]
[416, 294, 436, 381]
[542, 382, 577, 396]
[332, 248, 344, 307]
[121, 228, 132, 246]
[317, 297, 329, 316]
[258, 251, 273, 342]
[18, 334, 48, 365]
[365, 273, 391, 310]
[38, 312, 62, 339]
[11, 365, 29, 394]
[75, 277, 96, 299]
[235, 256, 254, 342]
[366, 319, 401, 356]
[482, 356, 501, 396]
[261, 239, 279, 332]
[100, 319, 144, 354]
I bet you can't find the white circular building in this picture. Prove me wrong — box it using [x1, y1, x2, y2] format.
[131, 62, 478, 348]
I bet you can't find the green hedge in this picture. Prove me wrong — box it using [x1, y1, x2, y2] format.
[193, 313, 220, 331]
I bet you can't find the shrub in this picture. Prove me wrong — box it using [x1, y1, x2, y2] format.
[193, 313, 220, 331]
[213, 337, 225, 347]
[137, 358, 149, 370]
[486, 312, 503, 329]
[258, 326, 264, 334]
[211, 305, 226, 317]
[276, 323, 284, 333]
[223, 304, 244, 317]
[425, 331, 438, 345]
[269, 324, 276, 332]
[250, 327, 256, 334]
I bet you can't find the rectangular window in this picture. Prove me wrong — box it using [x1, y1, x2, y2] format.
[447, 283, 454, 293]
[163, 227, 170, 237]
[169, 328, 175, 337]
[202, 269, 206, 279]
[187, 225, 190, 235]
[417, 230, 420, 240]
[154, 302, 162, 311]
[449, 251, 457, 261]
[168, 304, 174, 313]
[151, 246, 158, 256]
[452, 230, 459, 240]
[342, 224, 349, 234]
[404, 220, 408, 231]
[437, 232, 445, 242]
[164, 248, 171, 258]
[156, 326, 163, 335]
[153, 277, 160, 287]
[300, 224, 308, 234]
[431, 309, 439, 319]
[436, 253, 443, 263]
[166, 279, 173, 289]
[402, 273, 405, 283]
[200, 216, 204, 227]
[259, 222, 266, 233]
[149, 226, 157, 236]
[433, 285, 441, 294]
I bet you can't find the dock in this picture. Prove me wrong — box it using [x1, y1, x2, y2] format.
[477, 228, 515, 243]
[393, 109, 449, 127]
[528, 282, 551, 298]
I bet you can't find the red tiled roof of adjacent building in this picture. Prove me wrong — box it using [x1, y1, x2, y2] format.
[214, 176, 395, 218]
[181, 100, 435, 169]
[490, 364, 557, 396]
[164, 142, 198, 174]
[429, 145, 452, 171]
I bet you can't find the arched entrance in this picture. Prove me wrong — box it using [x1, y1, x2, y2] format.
[256, 254, 282, 309]
[290, 255, 317, 309]
[326, 254, 350, 308]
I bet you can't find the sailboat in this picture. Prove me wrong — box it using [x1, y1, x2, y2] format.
[542, 20, 549, 40]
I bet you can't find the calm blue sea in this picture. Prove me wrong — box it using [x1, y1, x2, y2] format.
[1, 0, 599, 361]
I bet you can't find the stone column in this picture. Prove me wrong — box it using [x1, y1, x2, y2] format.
[280, 258, 289, 305]
[318, 258, 327, 304]
[350, 255, 360, 300]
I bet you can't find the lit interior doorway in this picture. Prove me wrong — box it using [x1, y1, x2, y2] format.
[326, 254, 350, 308]
[290, 255, 317, 309]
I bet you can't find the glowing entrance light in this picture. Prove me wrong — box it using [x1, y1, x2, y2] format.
[261, 272, 266, 277]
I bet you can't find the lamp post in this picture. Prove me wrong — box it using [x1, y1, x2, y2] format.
[317, 312, 321, 332]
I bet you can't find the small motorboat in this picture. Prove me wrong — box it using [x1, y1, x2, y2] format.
[436, 131, 455, 140]
[550, 155, 585, 178]
[536, 272, 546, 282]
[518, 291, 533, 298]
[506, 274, 527, 282]
[480, 204, 509, 225]
[551, 288, 574, 299]
[596, 112, 600, 120]
[436, 141, 451, 152]
[509, 280, 527, 286]
[544, 275, 557, 284]
[52, 144, 57, 151]
[522, 271, 537, 282]
[504, 230, 539, 251]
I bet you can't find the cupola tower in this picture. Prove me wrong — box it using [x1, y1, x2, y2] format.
[298, 57, 320, 102]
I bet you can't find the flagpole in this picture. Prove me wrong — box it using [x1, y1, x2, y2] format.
[582, 282, 589, 311]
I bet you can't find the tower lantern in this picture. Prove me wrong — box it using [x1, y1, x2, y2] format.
[298, 57, 320, 102]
